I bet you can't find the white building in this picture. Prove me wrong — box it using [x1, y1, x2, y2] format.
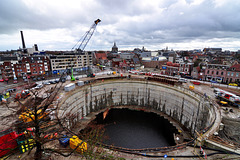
[50, 52, 93, 73]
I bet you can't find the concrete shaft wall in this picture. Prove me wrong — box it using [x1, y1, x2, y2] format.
[58, 79, 216, 135]
[221, 117, 240, 143]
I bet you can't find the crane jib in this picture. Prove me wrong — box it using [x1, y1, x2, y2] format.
[73, 19, 101, 53]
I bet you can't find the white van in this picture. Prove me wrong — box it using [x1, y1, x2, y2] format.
[178, 78, 187, 83]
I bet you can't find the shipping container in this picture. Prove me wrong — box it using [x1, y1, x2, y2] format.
[77, 81, 84, 86]
[17, 135, 35, 153]
[64, 83, 75, 92]
[59, 136, 70, 147]
[0, 129, 18, 157]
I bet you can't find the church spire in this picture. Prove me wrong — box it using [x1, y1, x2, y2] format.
[111, 41, 118, 53]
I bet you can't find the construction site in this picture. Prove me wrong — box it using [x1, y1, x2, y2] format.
[0, 17, 239, 159]
[0, 73, 240, 159]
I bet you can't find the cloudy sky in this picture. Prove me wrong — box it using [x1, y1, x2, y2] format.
[0, 0, 240, 51]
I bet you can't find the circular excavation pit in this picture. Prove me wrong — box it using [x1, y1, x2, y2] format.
[58, 77, 219, 152]
[94, 108, 179, 149]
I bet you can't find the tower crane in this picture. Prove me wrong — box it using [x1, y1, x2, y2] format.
[72, 19, 101, 53]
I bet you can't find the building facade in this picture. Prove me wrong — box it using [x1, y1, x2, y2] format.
[226, 64, 240, 83]
[204, 64, 229, 82]
[50, 52, 93, 74]
[0, 55, 51, 79]
[14, 56, 51, 77]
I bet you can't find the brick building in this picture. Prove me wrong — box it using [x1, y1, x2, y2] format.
[0, 55, 51, 79]
[226, 64, 240, 83]
[15, 56, 51, 77]
[204, 64, 229, 83]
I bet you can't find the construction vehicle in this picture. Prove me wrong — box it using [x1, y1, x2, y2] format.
[19, 109, 50, 123]
[15, 90, 30, 101]
[87, 73, 95, 78]
[71, 66, 75, 81]
[71, 19, 101, 80]
[69, 136, 87, 153]
[189, 85, 194, 90]
[1, 92, 10, 103]
[214, 88, 240, 108]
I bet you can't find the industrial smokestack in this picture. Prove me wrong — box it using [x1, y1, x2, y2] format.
[34, 44, 38, 51]
[20, 31, 27, 53]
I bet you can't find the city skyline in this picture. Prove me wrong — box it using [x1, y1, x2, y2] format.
[0, 0, 240, 51]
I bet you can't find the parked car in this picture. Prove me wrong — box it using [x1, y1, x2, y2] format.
[43, 81, 51, 85]
[35, 84, 44, 89]
[54, 79, 60, 83]
[13, 80, 18, 83]
[178, 78, 187, 83]
[60, 78, 66, 83]
[0, 79, 4, 82]
[37, 77, 41, 81]
[6, 88, 16, 93]
[42, 77, 45, 80]
[210, 80, 218, 83]
[192, 81, 201, 85]
[24, 79, 28, 82]
[33, 78, 37, 81]
[49, 81, 56, 84]
[229, 83, 238, 86]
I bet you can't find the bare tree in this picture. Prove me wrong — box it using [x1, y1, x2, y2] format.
[0, 72, 121, 160]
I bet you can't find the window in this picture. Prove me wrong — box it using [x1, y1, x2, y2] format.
[231, 72, 234, 76]
[207, 70, 209, 74]
[212, 71, 214, 74]
[227, 72, 230, 76]
[216, 71, 219, 75]
[221, 72, 223, 75]
[236, 73, 239, 77]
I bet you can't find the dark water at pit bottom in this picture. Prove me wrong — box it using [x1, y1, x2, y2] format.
[95, 108, 177, 149]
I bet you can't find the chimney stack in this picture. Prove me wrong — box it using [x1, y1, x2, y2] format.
[34, 44, 38, 51]
[20, 31, 27, 53]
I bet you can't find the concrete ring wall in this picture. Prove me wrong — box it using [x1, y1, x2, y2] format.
[58, 78, 218, 136]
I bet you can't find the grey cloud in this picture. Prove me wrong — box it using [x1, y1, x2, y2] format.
[0, 0, 240, 51]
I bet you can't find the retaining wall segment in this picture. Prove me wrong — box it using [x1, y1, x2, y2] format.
[58, 79, 217, 136]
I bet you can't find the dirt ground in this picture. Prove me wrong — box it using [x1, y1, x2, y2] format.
[1, 76, 239, 160]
